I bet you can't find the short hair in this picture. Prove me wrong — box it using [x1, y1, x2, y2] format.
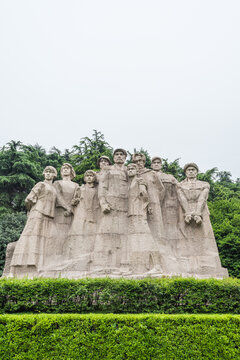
[61, 163, 76, 179]
[84, 170, 97, 183]
[132, 152, 146, 164]
[183, 163, 199, 173]
[43, 166, 57, 178]
[113, 148, 127, 157]
[151, 156, 162, 164]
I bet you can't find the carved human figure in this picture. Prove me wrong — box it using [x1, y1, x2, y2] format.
[151, 157, 179, 242]
[92, 148, 128, 274]
[9, 166, 60, 277]
[53, 163, 79, 262]
[98, 156, 112, 172]
[127, 163, 162, 274]
[96, 155, 112, 185]
[64, 170, 99, 273]
[177, 163, 228, 277]
[132, 153, 165, 244]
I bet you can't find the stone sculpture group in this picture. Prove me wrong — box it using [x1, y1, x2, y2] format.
[3, 149, 228, 279]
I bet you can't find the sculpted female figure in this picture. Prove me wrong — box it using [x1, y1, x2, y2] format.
[9, 166, 59, 277]
[53, 163, 79, 261]
[65, 170, 99, 273]
[177, 163, 228, 277]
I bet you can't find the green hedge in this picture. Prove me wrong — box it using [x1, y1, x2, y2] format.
[0, 314, 239, 359]
[1, 277, 240, 314]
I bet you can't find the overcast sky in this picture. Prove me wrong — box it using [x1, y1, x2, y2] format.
[0, 1, 239, 178]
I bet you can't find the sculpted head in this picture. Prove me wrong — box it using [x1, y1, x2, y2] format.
[43, 166, 57, 181]
[127, 163, 138, 178]
[132, 153, 146, 170]
[98, 156, 112, 170]
[113, 148, 127, 165]
[84, 170, 97, 184]
[184, 163, 199, 179]
[61, 163, 76, 180]
[151, 157, 162, 171]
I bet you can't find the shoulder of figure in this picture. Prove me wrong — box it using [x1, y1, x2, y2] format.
[34, 181, 45, 188]
[196, 180, 210, 189]
[179, 178, 187, 185]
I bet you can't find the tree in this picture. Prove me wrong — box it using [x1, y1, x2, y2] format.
[0, 212, 26, 275]
[209, 198, 240, 278]
[70, 130, 113, 184]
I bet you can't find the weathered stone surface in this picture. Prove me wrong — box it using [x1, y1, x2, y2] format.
[3, 153, 228, 279]
[177, 163, 228, 277]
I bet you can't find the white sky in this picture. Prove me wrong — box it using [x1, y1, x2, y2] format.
[0, 1, 239, 178]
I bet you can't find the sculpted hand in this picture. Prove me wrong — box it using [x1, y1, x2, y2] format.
[184, 214, 192, 224]
[194, 215, 202, 224]
[102, 204, 111, 214]
[71, 198, 79, 206]
[148, 207, 153, 215]
[64, 207, 73, 217]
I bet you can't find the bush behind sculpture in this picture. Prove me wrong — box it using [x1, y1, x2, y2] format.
[1, 277, 240, 314]
[1, 313, 240, 359]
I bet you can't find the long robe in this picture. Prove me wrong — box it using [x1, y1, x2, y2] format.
[53, 180, 79, 261]
[127, 176, 161, 274]
[65, 184, 99, 272]
[92, 164, 128, 273]
[10, 181, 57, 276]
[177, 179, 228, 277]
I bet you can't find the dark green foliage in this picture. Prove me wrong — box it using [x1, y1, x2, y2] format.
[70, 129, 113, 184]
[209, 199, 240, 278]
[0, 313, 239, 359]
[0, 212, 26, 276]
[162, 158, 185, 181]
[0, 141, 67, 212]
[0, 277, 240, 314]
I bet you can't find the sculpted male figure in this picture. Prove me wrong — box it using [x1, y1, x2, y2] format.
[92, 148, 128, 274]
[132, 153, 165, 242]
[177, 163, 228, 277]
[96, 155, 112, 182]
[127, 163, 162, 274]
[131, 153, 166, 271]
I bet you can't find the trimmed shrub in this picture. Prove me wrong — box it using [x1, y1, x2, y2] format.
[0, 277, 240, 314]
[0, 314, 239, 359]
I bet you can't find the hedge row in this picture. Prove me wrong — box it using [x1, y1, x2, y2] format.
[0, 314, 240, 359]
[1, 277, 240, 314]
